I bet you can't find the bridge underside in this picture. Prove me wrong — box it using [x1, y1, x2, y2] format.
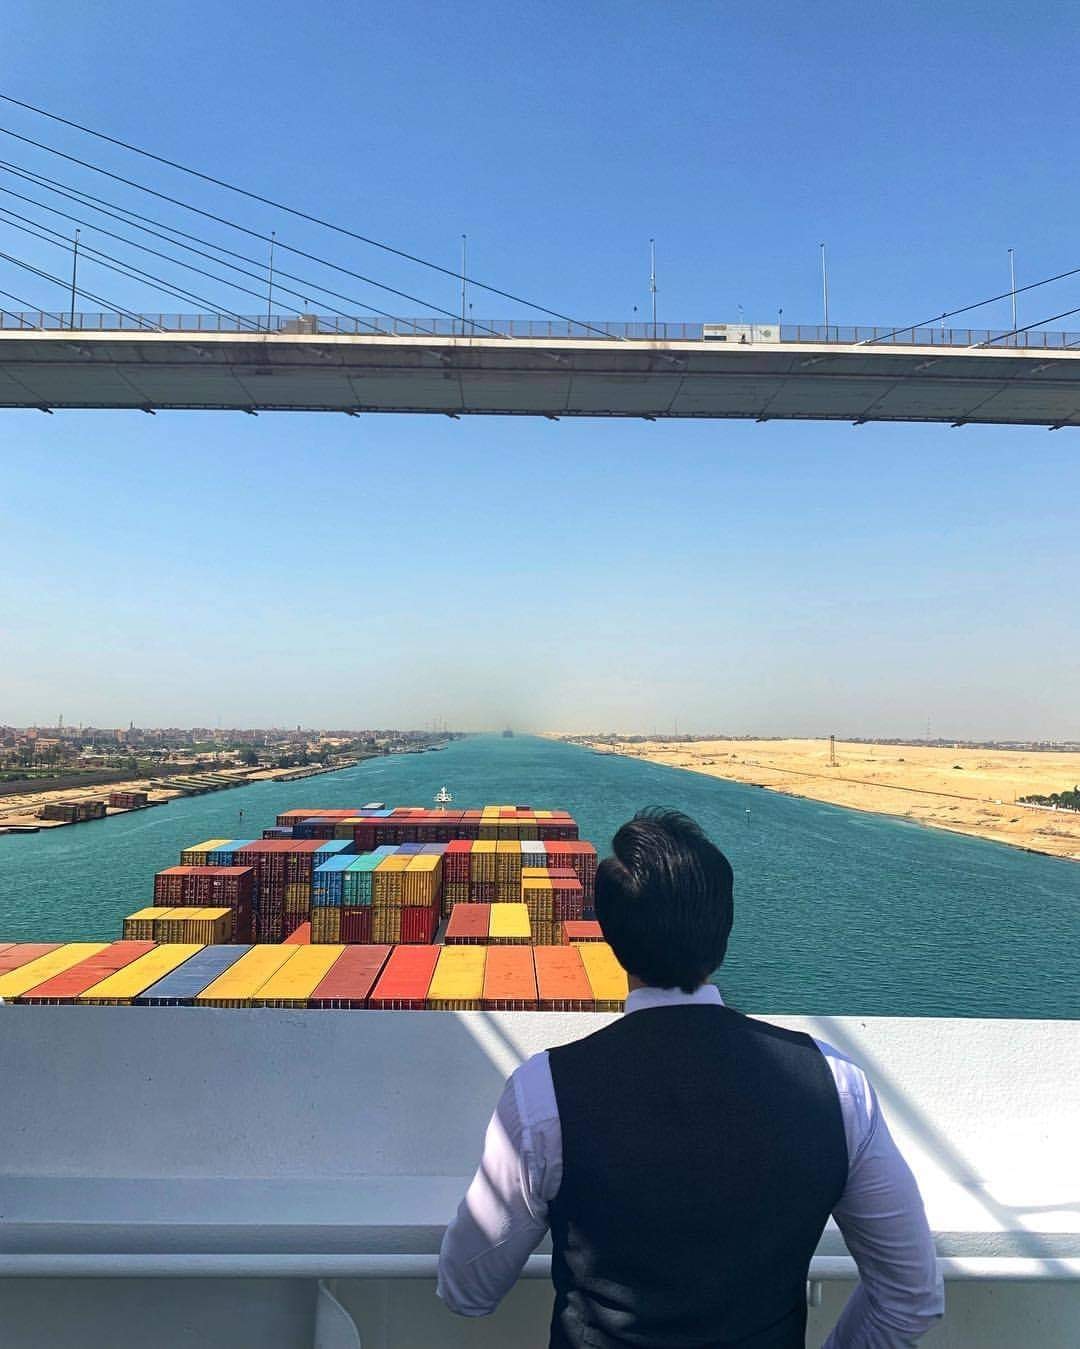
[1, 332, 1079, 426]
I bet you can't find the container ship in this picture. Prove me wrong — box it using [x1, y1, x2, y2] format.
[0, 803, 626, 1012]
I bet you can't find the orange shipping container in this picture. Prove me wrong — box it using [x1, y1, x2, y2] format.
[533, 946, 594, 1011]
[482, 946, 538, 1010]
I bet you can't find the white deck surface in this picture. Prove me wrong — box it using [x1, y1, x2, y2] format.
[1, 1008, 1078, 1346]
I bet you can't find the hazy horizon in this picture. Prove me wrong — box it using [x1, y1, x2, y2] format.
[3, 4, 1078, 745]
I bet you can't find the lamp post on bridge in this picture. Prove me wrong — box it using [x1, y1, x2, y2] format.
[69, 229, 80, 331]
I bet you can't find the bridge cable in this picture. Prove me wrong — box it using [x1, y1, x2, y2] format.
[0, 121, 518, 340]
[0, 211, 263, 326]
[0, 91, 622, 340]
[0, 160, 434, 334]
[0, 245, 163, 329]
[0, 191, 356, 326]
[861, 268, 1080, 345]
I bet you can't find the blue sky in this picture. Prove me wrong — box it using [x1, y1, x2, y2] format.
[1, 1, 1078, 737]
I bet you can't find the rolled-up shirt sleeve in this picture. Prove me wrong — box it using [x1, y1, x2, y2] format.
[818, 1043, 945, 1347]
[437, 1053, 560, 1316]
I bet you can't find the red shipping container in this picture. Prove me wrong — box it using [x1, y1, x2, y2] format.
[283, 918, 311, 943]
[534, 946, 594, 1011]
[340, 908, 373, 943]
[309, 945, 391, 1008]
[0, 943, 62, 974]
[562, 920, 604, 943]
[17, 942, 157, 1004]
[368, 945, 440, 1009]
[445, 904, 491, 945]
[400, 903, 438, 944]
[482, 946, 538, 1010]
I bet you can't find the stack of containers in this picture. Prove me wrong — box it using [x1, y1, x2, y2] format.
[152, 866, 254, 941]
[495, 841, 522, 902]
[544, 841, 598, 909]
[17, 942, 156, 1004]
[445, 903, 491, 945]
[371, 852, 411, 943]
[79, 945, 203, 1005]
[123, 907, 173, 940]
[488, 903, 531, 945]
[521, 868, 556, 945]
[427, 946, 486, 1010]
[235, 841, 327, 943]
[401, 852, 443, 944]
[108, 790, 148, 809]
[308, 945, 391, 1008]
[442, 840, 472, 913]
[368, 945, 440, 1009]
[312, 855, 356, 910]
[135, 945, 252, 1005]
[550, 869, 586, 929]
[469, 841, 497, 902]
[575, 941, 629, 1011]
[534, 946, 594, 1011]
[481, 946, 538, 1010]
[153, 908, 233, 944]
[332, 847, 393, 944]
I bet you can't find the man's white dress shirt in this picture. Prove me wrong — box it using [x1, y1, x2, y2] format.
[438, 984, 944, 1346]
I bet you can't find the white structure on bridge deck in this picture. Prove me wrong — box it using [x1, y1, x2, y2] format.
[1, 1008, 1077, 1347]
[3, 326, 1080, 426]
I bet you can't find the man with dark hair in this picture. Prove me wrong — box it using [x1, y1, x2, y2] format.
[439, 809, 944, 1347]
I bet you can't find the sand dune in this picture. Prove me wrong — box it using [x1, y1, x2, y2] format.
[574, 738, 1080, 862]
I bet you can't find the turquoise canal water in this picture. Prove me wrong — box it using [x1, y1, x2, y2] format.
[1, 735, 1076, 1017]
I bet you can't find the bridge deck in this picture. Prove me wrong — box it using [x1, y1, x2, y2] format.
[2, 329, 1080, 425]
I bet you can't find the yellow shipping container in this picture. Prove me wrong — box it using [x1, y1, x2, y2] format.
[123, 907, 175, 940]
[488, 903, 531, 944]
[179, 838, 231, 864]
[403, 854, 442, 906]
[427, 946, 486, 1009]
[470, 840, 497, 881]
[311, 908, 342, 944]
[153, 908, 232, 944]
[251, 945, 345, 1007]
[195, 946, 299, 1007]
[575, 941, 629, 1011]
[334, 817, 363, 839]
[0, 943, 109, 999]
[372, 853, 410, 907]
[79, 945, 203, 1004]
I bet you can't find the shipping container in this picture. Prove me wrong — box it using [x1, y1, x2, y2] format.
[79, 944, 204, 1005]
[533, 945, 594, 1011]
[488, 903, 531, 945]
[251, 945, 345, 1007]
[180, 838, 232, 865]
[368, 945, 440, 1009]
[445, 903, 491, 945]
[154, 908, 233, 944]
[18, 942, 157, 1004]
[339, 908, 372, 943]
[399, 903, 438, 944]
[575, 941, 628, 1011]
[311, 907, 343, 944]
[122, 907, 175, 940]
[427, 946, 486, 1010]
[481, 945, 538, 1010]
[283, 921, 312, 944]
[0, 944, 110, 1000]
[0, 943, 62, 974]
[562, 920, 604, 943]
[135, 945, 253, 1005]
[308, 945, 391, 1008]
[195, 945, 299, 1007]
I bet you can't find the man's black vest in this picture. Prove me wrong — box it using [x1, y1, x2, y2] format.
[546, 1005, 848, 1348]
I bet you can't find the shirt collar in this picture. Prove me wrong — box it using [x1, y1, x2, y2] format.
[624, 983, 725, 1014]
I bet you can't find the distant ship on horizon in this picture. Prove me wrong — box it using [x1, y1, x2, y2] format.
[502, 728, 515, 738]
